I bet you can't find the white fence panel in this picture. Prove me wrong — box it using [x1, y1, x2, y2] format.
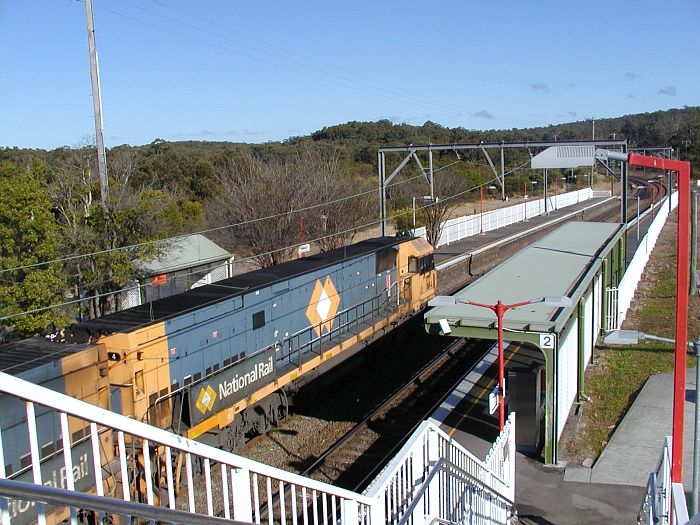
[426, 188, 592, 248]
[593, 274, 602, 345]
[557, 319, 579, 440]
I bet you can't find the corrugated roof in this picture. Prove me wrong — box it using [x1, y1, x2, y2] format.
[425, 222, 624, 333]
[136, 234, 231, 275]
[531, 145, 596, 169]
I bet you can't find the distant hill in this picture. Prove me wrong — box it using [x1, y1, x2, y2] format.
[2, 106, 698, 189]
[301, 106, 699, 169]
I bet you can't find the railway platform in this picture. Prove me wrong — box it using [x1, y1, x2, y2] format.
[431, 194, 615, 269]
[429, 342, 643, 523]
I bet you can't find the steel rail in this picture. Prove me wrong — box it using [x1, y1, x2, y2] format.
[300, 337, 468, 476]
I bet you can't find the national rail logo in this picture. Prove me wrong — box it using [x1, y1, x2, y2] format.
[306, 276, 340, 336]
[195, 385, 217, 414]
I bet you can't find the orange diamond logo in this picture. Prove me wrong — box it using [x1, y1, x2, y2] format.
[195, 385, 217, 414]
[306, 277, 340, 336]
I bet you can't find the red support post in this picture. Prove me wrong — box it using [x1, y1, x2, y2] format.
[628, 153, 691, 483]
[480, 187, 484, 234]
[496, 301, 506, 431]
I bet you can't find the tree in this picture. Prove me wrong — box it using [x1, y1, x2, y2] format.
[208, 149, 307, 267]
[48, 145, 205, 318]
[0, 162, 68, 337]
[397, 158, 481, 247]
[209, 146, 373, 267]
[299, 148, 374, 252]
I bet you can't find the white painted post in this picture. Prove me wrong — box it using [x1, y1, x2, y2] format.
[230, 467, 254, 523]
[426, 428, 440, 523]
[342, 500, 358, 525]
[508, 413, 516, 502]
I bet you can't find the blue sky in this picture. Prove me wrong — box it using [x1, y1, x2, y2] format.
[1, 0, 698, 149]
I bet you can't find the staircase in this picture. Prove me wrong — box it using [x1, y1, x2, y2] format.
[0, 370, 515, 525]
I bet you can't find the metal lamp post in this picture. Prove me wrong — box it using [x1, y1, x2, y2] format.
[597, 148, 692, 485]
[428, 294, 572, 430]
[412, 195, 437, 230]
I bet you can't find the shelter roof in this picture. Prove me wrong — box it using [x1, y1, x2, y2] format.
[136, 234, 231, 276]
[425, 222, 625, 333]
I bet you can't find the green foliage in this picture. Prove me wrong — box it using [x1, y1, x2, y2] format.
[0, 162, 69, 335]
[0, 106, 697, 329]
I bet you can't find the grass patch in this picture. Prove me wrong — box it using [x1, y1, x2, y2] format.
[564, 213, 700, 462]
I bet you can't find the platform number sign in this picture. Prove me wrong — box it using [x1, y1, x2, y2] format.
[539, 333, 556, 349]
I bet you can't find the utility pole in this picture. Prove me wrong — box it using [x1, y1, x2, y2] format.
[85, 0, 109, 212]
[500, 146, 506, 201]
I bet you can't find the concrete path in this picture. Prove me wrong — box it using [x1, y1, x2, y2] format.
[583, 368, 697, 490]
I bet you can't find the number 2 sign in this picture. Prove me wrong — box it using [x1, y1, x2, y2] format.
[540, 333, 556, 349]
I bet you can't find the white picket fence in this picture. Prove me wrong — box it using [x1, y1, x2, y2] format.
[612, 192, 678, 329]
[413, 188, 593, 247]
[0, 369, 516, 525]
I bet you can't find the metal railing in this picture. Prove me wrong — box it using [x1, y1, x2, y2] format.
[0, 370, 375, 525]
[0, 477, 241, 525]
[363, 416, 516, 525]
[279, 290, 395, 364]
[638, 436, 692, 525]
[0, 360, 515, 525]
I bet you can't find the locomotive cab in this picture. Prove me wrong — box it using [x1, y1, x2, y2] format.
[396, 238, 436, 312]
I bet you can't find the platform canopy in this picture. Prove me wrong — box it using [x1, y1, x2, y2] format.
[425, 222, 625, 335]
[530, 145, 596, 169]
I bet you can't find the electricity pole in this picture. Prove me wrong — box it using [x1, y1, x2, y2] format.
[85, 0, 109, 212]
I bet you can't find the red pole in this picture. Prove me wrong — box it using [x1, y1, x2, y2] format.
[480, 186, 484, 234]
[629, 153, 691, 483]
[652, 188, 656, 219]
[496, 301, 506, 431]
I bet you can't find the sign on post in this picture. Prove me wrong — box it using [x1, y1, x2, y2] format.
[488, 385, 499, 415]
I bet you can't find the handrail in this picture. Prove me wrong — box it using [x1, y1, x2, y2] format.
[0, 370, 375, 505]
[0, 478, 246, 525]
[280, 290, 392, 362]
[396, 458, 516, 525]
[638, 472, 658, 524]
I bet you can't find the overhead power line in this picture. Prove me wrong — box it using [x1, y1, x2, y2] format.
[78, 0, 544, 126]
[0, 171, 426, 276]
[1, 171, 506, 322]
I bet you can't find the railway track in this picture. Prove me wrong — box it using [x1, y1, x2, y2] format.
[299, 338, 491, 491]
[236, 179, 673, 500]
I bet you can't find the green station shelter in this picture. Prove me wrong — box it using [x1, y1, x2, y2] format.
[425, 222, 626, 463]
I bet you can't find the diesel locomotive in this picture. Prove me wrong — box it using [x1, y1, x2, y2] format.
[0, 235, 435, 523]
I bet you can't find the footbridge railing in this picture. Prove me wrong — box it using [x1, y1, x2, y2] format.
[639, 437, 697, 525]
[0, 369, 515, 525]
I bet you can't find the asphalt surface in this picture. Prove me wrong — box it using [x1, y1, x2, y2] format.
[431, 344, 645, 524]
[426, 192, 664, 522]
